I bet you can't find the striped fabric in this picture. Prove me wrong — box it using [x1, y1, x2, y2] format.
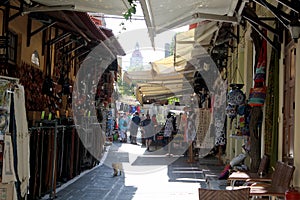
[198, 188, 250, 200]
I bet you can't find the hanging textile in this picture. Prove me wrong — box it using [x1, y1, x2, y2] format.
[213, 75, 227, 146]
[248, 30, 267, 171]
[2, 134, 16, 183]
[264, 38, 280, 167]
[14, 85, 30, 197]
[0, 78, 13, 183]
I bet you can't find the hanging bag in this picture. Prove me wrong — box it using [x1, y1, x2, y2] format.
[248, 86, 267, 107]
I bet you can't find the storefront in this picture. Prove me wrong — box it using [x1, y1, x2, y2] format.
[0, 1, 125, 199]
[140, 0, 300, 187]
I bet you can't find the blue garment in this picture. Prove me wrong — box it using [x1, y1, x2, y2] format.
[119, 117, 128, 132]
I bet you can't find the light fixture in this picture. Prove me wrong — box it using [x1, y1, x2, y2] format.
[288, 20, 300, 41]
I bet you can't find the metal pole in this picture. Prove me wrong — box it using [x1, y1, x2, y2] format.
[50, 120, 58, 199]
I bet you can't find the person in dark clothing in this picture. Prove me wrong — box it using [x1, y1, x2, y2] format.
[141, 114, 154, 151]
[130, 112, 141, 144]
[163, 113, 174, 155]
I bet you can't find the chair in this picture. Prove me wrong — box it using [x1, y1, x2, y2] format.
[251, 161, 295, 188]
[248, 161, 295, 199]
[198, 188, 250, 200]
[257, 154, 270, 175]
[228, 154, 270, 187]
[271, 161, 295, 188]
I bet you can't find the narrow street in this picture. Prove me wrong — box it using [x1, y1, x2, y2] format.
[45, 139, 225, 200]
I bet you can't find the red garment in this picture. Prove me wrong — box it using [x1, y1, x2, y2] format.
[136, 106, 141, 113]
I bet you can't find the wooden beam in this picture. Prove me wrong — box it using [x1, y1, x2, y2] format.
[243, 12, 280, 36]
[27, 15, 56, 47]
[275, 0, 300, 13]
[192, 13, 238, 24]
[57, 39, 75, 51]
[70, 50, 90, 60]
[247, 19, 278, 52]
[31, 22, 56, 37]
[60, 11, 91, 43]
[22, 5, 75, 15]
[26, 17, 32, 47]
[47, 32, 72, 46]
[66, 44, 84, 55]
[253, 0, 290, 28]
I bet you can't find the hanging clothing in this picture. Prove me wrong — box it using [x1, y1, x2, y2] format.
[118, 116, 128, 141]
[187, 115, 196, 142]
[179, 113, 188, 141]
[164, 117, 173, 137]
[14, 85, 30, 197]
[2, 134, 16, 183]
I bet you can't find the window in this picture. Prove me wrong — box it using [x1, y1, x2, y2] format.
[7, 31, 17, 63]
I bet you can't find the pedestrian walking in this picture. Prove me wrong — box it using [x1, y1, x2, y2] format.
[163, 113, 174, 156]
[130, 112, 140, 144]
[141, 114, 154, 151]
[187, 112, 196, 163]
[118, 114, 128, 142]
[140, 114, 146, 145]
[151, 114, 158, 141]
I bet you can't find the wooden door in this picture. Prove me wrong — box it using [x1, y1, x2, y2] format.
[283, 42, 296, 165]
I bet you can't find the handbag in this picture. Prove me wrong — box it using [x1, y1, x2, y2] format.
[248, 86, 267, 107]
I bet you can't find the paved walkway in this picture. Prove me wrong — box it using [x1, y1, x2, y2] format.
[43, 141, 226, 200]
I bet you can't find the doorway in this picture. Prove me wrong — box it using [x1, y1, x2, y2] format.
[283, 42, 296, 165]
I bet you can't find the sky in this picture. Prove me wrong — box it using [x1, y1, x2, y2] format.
[104, 3, 188, 70]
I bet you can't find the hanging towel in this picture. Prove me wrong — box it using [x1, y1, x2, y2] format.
[14, 85, 30, 197]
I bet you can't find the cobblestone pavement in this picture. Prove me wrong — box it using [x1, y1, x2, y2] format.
[43, 140, 225, 200]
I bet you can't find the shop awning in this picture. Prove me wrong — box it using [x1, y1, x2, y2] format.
[124, 20, 224, 103]
[150, 56, 186, 74]
[25, 0, 130, 16]
[25, 7, 126, 58]
[175, 21, 219, 70]
[139, 0, 242, 47]
[124, 62, 194, 104]
[124, 69, 184, 82]
[150, 21, 219, 74]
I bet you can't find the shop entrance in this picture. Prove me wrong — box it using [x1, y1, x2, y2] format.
[283, 42, 296, 165]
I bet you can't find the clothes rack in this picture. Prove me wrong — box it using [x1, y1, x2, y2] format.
[0, 76, 29, 200]
[28, 121, 99, 200]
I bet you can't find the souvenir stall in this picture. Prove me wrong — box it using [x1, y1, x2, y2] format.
[28, 118, 107, 197]
[0, 76, 30, 200]
[221, 30, 267, 176]
[13, 62, 103, 200]
[28, 119, 100, 200]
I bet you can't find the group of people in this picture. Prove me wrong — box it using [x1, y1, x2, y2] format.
[116, 110, 197, 154]
[117, 112, 158, 151]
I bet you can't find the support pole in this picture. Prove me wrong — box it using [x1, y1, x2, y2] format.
[50, 120, 58, 199]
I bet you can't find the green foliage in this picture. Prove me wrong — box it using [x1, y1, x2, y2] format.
[168, 97, 179, 105]
[118, 0, 137, 34]
[117, 77, 135, 97]
[169, 36, 176, 56]
[124, 0, 137, 21]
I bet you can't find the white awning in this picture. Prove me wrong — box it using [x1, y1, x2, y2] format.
[25, 0, 130, 15]
[124, 65, 190, 100]
[125, 20, 222, 101]
[140, 0, 240, 47]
